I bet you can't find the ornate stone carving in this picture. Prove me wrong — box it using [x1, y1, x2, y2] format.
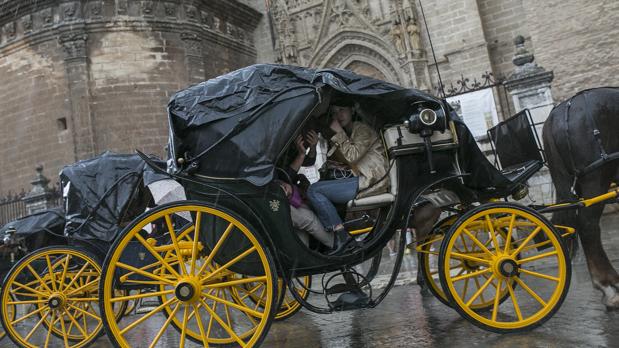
[390, 21, 404, 56]
[406, 18, 421, 52]
[164, 3, 177, 17]
[200, 11, 211, 28]
[185, 5, 198, 21]
[213, 17, 221, 31]
[330, 1, 353, 26]
[41, 8, 53, 26]
[62, 2, 77, 20]
[22, 15, 33, 32]
[181, 32, 202, 57]
[225, 22, 236, 38]
[59, 33, 88, 60]
[91, 2, 102, 17]
[141, 1, 154, 16]
[3, 22, 16, 41]
[117, 0, 128, 15]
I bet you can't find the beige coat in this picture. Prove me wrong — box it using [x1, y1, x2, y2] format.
[329, 122, 390, 199]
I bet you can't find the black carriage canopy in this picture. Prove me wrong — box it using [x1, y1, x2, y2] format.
[0, 207, 65, 239]
[166, 64, 512, 191]
[61, 151, 167, 242]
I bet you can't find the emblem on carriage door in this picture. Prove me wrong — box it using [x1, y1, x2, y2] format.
[269, 200, 281, 212]
[138, 252, 146, 261]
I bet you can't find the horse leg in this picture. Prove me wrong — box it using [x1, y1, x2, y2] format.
[578, 178, 619, 309]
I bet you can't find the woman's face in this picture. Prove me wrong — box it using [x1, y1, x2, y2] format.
[331, 106, 353, 128]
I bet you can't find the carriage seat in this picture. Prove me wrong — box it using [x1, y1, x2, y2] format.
[346, 122, 458, 211]
[346, 160, 398, 211]
[501, 159, 543, 185]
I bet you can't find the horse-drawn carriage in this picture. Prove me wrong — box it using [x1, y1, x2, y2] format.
[0, 152, 175, 347]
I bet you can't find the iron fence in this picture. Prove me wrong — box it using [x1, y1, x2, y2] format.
[0, 192, 27, 226]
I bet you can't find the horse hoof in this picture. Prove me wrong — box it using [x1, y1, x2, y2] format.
[602, 286, 619, 310]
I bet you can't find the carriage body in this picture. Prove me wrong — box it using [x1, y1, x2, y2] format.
[162, 64, 494, 277]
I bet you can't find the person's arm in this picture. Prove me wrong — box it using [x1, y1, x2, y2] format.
[301, 130, 318, 166]
[289, 135, 307, 173]
[330, 123, 377, 163]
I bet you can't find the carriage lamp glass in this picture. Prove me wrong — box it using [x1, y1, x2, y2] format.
[3, 227, 16, 245]
[419, 109, 438, 126]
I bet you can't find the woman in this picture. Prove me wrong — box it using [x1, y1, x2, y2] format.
[307, 98, 390, 255]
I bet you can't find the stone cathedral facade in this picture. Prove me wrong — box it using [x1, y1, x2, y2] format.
[0, 0, 617, 199]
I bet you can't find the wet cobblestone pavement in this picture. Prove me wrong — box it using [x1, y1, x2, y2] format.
[8, 214, 619, 348]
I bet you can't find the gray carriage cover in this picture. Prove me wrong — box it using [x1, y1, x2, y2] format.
[0, 207, 65, 239]
[167, 64, 511, 191]
[61, 152, 153, 242]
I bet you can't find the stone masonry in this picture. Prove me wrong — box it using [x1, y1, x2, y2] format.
[0, 0, 262, 196]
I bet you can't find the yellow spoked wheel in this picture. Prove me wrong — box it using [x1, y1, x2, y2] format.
[418, 214, 515, 309]
[0, 294, 15, 341]
[99, 201, 278, 348]
[417, 215, 457, 307]
[0, 246, 103, 348]
[231, 275, 311, 321]
[439, 203, 571, 333]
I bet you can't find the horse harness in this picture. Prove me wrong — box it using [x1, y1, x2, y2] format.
[563, 88, 619, 193]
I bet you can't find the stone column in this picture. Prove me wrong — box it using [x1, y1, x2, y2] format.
[59, 29, 96, 161]
[23, 166, 57, 215]
[504, 35, 554, 131]
[503, 35, 555, 205]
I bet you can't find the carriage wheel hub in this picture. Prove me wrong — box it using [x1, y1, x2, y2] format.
[175, 277, 201, 303]
[48, 293, 66, 309]
[494, 257, 519, 278]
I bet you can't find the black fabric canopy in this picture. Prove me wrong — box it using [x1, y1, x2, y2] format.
[61, 152, 149, 242]
[166, 64, 512, 192]
[0, 207, 65, 238]
[167, 64, 442, 186]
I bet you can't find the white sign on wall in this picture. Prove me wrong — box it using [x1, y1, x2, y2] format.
[447, 88, 499, 138]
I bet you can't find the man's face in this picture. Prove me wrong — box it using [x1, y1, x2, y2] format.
[331, 105, 353, 128]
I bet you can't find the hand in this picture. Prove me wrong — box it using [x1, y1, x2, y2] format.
[294, 135, 306, 154]
[330, 118, 344, 133]
[305, 130, 319, 148]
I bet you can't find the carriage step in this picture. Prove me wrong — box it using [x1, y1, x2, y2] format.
[330, 290, 371, 311]
[324, 269, 373, 311]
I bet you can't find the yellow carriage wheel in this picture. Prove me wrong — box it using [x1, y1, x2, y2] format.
[417, 215, 457, 307]
[0, 293, 16, 342]
[99, 202, 278, 348]
[439, 203, 571, 333]
[418, 215, 515, 309]
[231, 275, 311, 321]
[0, 246, 104, 348]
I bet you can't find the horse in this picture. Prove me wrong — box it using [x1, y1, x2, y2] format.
[543, 86, 619, 309]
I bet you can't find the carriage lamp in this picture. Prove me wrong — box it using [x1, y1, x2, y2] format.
[2, 227, 16, 246]
[419, 109, 438, 126]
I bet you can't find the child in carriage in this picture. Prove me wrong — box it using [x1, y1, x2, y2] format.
[277, 131, 335, 251]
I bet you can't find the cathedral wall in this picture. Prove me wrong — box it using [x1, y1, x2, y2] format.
[477, 0, 531, 80]
[0, 39, 73, 195]
[417, 0, 493, 89]
[522, 0, 619, 102]
[0, 0, 261, 195]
